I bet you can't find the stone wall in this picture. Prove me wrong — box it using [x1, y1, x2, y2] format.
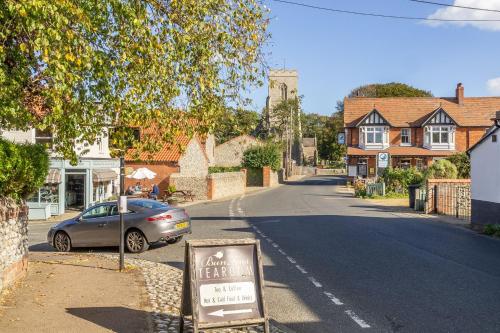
[207, 172, 246, 200]
[263, 167, 280, 187]
[169, 174, 208, 200]
[214, 135, 260, 167]
[0, 198, 29, 293]
[315, 168, 346, 176]
[425, 179, 471, 219]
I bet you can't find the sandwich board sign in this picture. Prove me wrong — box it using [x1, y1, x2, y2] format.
[179, 239, 269, 333]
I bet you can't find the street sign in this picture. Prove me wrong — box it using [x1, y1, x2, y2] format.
[180, 239, 269, 333]
[337, 132, 345, 145]
[118, 195, 128, 213]
[377, 152, 390, 168]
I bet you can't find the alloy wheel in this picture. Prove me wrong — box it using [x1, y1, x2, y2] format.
[126, 231, 145, 253]
[54, 232, 71, 252]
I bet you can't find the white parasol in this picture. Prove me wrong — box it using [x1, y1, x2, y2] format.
[126, 167, 157, 180]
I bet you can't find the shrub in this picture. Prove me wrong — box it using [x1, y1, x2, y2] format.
[483, 224, 500, 237]
[242, 142, 282, 171]
[446, 153, 470, 179]
[382, 167, 424, 194]
[0, 138, 49, 201]
[353, 180, 367, 197]
[208, 166, 242, 174]
[425, 159, 458, 180]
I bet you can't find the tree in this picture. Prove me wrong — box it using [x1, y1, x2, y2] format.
[242, 141, 282, 171]
[1, 0, 269, 163]
[446, 152, 470, 179]
[348, 82, 433, 98]
[213, 108, 260, 144]
[270, 97, 302, 140]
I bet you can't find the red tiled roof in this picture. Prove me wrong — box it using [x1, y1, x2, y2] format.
[347, 146, 457, 157]
[125, 135, 192, 162]
[344, 97, 500, 128]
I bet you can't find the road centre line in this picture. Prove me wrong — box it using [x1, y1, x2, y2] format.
[307, 276, 322, 288]
[324, 291, 344, 305]
[286, 256, 297, 264]
[295, 265, 307, 274]
[345, 310, 371, 328]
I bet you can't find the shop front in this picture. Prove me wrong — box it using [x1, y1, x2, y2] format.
[28, 158, 120, 218]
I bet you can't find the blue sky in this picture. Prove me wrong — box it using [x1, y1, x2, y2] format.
[247, 0, 500, 115]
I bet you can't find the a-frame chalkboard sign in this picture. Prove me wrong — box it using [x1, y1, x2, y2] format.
[179, 239, 269, 333]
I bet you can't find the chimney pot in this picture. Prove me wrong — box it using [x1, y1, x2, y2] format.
[456, 83, 464, 105]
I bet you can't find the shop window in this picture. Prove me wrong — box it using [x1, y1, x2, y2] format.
[399, 159, 412, 169]
[416, 159, 424, 170]
[27, 185, 59, 203]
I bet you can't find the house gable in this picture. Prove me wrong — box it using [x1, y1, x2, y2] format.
[422, 108, 457, 126]
[355, 109, 390, 127]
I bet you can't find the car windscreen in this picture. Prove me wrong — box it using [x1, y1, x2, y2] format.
[129, 200, 169, 210]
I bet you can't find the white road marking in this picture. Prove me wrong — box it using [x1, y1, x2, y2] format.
[286, 256, 297, 264]
[308, 276, 322, 288]
[295, 265, 307, 274]
[278, 249, 286, 255]
[266, 238, 273, 243]
[271, 243, 279, 248]
[324, 291, 344, 305]
[345, 310, 371, 328]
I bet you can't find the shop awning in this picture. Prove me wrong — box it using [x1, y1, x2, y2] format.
[92, 169, 117, 182]
[45, 169, 61, 184]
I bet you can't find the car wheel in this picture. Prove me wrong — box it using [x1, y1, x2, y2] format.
[126, 230, 149, 253]
[54, 231, 72, 252]
[167, 236, 183, 244]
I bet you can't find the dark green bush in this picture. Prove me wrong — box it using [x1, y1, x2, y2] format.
[382, 167, 424, 194]
[446, 153, 470, 179]
[0, 138, 49, 201]
[208, 166, 242, 174]
[242, 142, 282, 172]
[484, 224, 500, 237]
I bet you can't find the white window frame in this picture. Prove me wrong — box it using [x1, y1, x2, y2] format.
[400, 128, 411, 146]
[34, 128, 53, 148]
[424, 125, 455, 150]
[359, 126, 389, 150]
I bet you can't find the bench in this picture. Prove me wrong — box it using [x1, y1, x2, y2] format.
[162, 190, 195, 202]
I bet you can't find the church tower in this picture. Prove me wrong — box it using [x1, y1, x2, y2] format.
[265, 69, 299, 132]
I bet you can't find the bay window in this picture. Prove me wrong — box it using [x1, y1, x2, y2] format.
[359, 126, 389, 150]
[424, 126, 455, 150]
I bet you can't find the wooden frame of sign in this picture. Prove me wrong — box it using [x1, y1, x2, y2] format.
[179, 239, 269, 333]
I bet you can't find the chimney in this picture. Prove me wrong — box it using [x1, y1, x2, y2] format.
[456, 83, 464, 105]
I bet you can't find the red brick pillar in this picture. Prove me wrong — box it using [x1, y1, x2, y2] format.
[207, 176, 214, 200]
[263, 166, 271, 187]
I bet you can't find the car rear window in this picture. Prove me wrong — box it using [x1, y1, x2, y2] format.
[129, 200, 169, 210]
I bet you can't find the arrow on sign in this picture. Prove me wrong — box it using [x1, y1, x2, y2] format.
[208, 309, 252, 317]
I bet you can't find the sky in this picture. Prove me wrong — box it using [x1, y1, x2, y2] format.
[247, 0, 500, 116]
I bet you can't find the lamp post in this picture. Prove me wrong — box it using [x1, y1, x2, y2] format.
[119, 155, 125, 271]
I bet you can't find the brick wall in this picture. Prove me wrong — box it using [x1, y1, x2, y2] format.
[425, 179, 471, 219]
[125, 162, 178, 193]
[0, 198, 29, 293]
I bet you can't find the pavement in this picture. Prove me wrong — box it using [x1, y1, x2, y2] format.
[25, 175, 500, 332]
[0, 253, 151, 333]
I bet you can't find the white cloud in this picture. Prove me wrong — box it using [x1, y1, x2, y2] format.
[487, 77, 500, 95]
[426, 0, 500, 31]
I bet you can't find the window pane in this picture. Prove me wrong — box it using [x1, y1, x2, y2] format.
[441, 126, 449, 132]
[441, 132, 449, 143]
[83, 205, 109, 219]
[432, 132, 440, 143]
[40, 185, 59, 203]
[367, 133, 374, 143]
[375, 132, 383, 143]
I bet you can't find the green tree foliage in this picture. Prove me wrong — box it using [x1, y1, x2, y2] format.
[1, 0, 269, 163]
[382, 167, 424, 194]
[213, 108, 260, 144]
[446, 152, 470, 179]
[425, 159, 458, 179]
[270, 97, 302, 140]
[0, 138, 49, 200]
[348, 82, 433, 98]
[242, 142, 282, 171]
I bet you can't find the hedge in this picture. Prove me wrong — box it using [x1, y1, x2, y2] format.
[208, 166, 242, 174]
[242, 142, 282, 172]
[382, 167, 424, 194]
[0, 138, 49, 201]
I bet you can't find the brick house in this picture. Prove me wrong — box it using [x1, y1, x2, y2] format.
[125, 134, 210, 192]
[344, 83, 500, 178]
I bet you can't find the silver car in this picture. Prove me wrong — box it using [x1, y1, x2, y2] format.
[47, 199, 191, 253]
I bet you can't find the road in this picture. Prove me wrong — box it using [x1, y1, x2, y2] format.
[29, 176, 500, 332]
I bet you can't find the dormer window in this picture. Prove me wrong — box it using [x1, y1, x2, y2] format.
[359, 126, 389, 150]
